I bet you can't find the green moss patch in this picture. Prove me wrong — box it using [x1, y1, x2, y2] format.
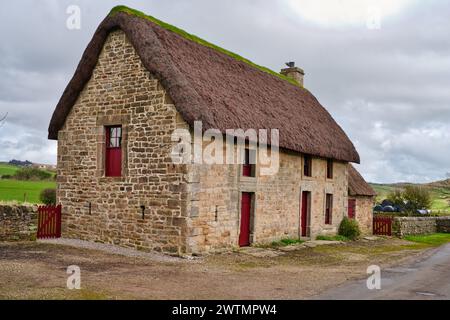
[316, 235, 350, 242]
[109, 5, 300, 87]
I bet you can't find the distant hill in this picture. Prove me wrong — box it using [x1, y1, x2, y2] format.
[370, 179, 450, 212]
[1, 160, 56, 171]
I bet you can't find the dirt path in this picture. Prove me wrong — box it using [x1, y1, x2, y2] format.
[0, 239, 434, 299]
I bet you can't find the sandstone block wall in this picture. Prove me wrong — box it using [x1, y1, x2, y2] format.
[349, 196, 374, 235]
[57, 30, 189, 255]
[393, 216, 450, 236]
[187, 145, 350, 253]
[437, 218, 450, 233]
[0, 205, 37, 241]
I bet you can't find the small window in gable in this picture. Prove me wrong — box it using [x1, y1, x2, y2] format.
[327, 159, 333, 179]
[105, 126, 122, 177]
[304, 155, 312, 177]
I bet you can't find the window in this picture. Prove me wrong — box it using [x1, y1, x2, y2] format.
[325, 194, 333, 225]
[105, 126, 122, 177]
[242, 148, 256, 177]
[304, 155, 312, 177]
[326, 159, 333, 179]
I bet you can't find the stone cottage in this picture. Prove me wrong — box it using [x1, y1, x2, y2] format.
[48, 6, 375, 255]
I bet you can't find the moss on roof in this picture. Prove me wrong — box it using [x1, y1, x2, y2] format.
[109, 5, 300, 87]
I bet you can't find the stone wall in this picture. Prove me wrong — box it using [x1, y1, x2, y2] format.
[187, 145, 350, 253]
[349, 196, 374, 235]
[0, 205, 37, 241]
[393, 216, 450, 237]
[437, 218, 450, 233]
[57, 30, 189, 255]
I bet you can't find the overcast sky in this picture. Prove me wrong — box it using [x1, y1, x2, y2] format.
[0, 0, 449, 183]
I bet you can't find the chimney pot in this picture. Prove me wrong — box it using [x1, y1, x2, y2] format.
[281, 64, 305, 86]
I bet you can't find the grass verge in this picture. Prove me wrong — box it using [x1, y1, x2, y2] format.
[404, 233, 450, 246]
[316, 235, 350, 242]
[270, 238, 304, 247]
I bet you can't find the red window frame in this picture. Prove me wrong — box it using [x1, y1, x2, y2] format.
[304, 155, 312, 177]
[326, 159, 333, 179]
[105, 126, 122, 177]
[242, 148, 255, 177]
[325, 194, 333, 225]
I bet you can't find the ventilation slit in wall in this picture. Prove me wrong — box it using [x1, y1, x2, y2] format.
[141, 205, 145, 220]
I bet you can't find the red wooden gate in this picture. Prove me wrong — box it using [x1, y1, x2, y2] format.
[37, 205, 62, 239]
[373, 216, 393, 236]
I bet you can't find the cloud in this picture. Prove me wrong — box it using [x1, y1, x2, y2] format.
[0, 0, 449, 183]
[287, 0, 416, 27]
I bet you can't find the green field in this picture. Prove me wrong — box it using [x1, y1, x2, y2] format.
[370, 182, 450, 213]
[0, 163, 56, 204]
[0, 163, 20, 176]
[0, 179, 56, 204]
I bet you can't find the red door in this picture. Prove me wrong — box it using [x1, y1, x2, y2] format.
[348, 199, 356, 219]
[239, 192, 252, 247]
[105, 126, 122, 177]
[301, 191, 310, 237]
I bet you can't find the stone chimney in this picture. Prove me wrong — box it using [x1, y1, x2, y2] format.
[281, 62, 305, 86]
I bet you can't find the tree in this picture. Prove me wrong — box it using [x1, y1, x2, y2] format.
[386, 185, 432, 213]
[386, 189, 404, 208]
[403, 185, 432, 211]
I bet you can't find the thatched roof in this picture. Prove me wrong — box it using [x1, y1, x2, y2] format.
[48, 6, 360, 163]
[348, 164, 376, 197]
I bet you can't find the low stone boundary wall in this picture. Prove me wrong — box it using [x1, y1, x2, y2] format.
[0, 204, 38, 241]
[437, 219, 450, 233]
[393, 216, 450, 237]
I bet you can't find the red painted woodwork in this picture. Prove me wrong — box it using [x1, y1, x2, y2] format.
[325, 194, 333, 225]
[373, 216, 393, 236]
[37, 205, 62, 239]
[239, 192, 252, 247]
[105, 126, 122, 177]
[301, 191, 310, 237]
[348, 199, 356, 219]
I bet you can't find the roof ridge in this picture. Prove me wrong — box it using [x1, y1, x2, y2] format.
[109, 5, 302, 87]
